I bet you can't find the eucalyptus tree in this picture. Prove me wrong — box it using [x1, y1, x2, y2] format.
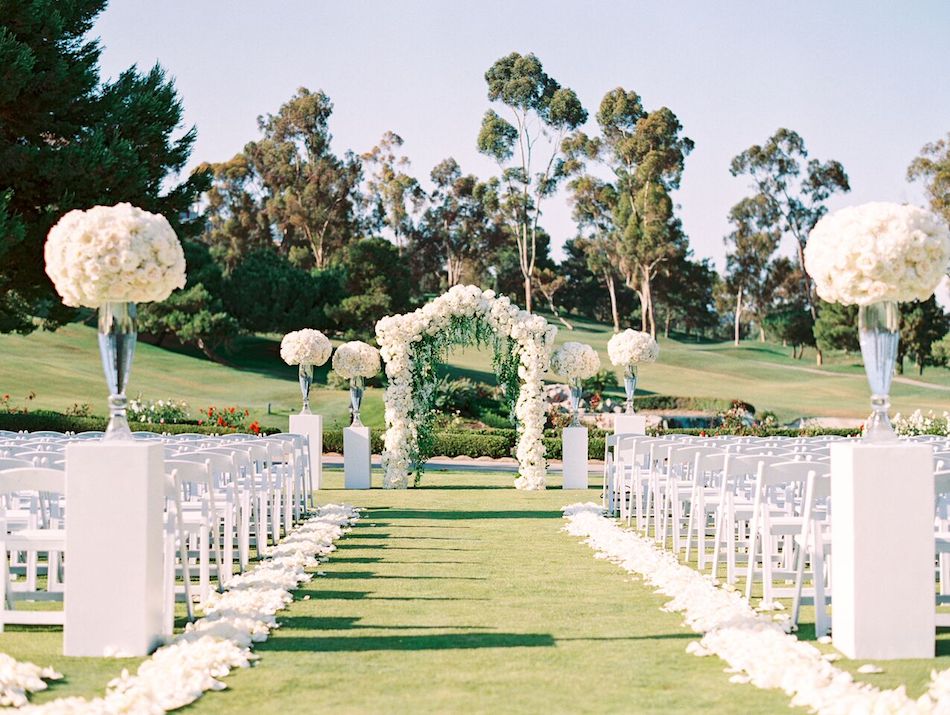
[567, 175, 622, 332]
[361, 131, 423, 255]
[564, 88, 693, 336]
[534, 267, 573, 329]
[722, 195, 782, 345]
[730, 129, 850, 364]
[418, 158, 501, 288]
[198, 154, 271, 271]
[476, 52, 587, 312]
[244, 88, 362, 270]
[908, 132, 950, 223]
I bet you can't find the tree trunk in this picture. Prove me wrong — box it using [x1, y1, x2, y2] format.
[734, 287, 743, 347]
[523, 274, 532, 312]
[545, 295, 574, 330]
[641, 267, 656, 337]
[196, 338, 232, 366]
[795, 238, 823, 367]
[664, 311, 671, 339]
[605, 272, 620, 333]
[759, 325, 766, 342]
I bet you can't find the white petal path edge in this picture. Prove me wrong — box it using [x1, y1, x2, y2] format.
[0, 504, 360, 713]
[562, 502, 950, 715]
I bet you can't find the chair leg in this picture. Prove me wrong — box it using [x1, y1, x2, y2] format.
[198, 528, 210, 605]
[744, 511, 760, 601]
[814, 547, 829, 638]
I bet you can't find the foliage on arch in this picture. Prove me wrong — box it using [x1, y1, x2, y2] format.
[376, 285, 555, 489]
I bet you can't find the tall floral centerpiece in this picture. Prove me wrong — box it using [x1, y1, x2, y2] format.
[550, 342, 601, 426]
[280, 329, 332, 414]
[44, 203, 186, 440]
[607, 329, 659, 414]
[805, 202, 950, 442]
[332, 341, 381, 426]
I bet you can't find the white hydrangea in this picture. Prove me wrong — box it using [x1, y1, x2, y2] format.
[804, 202, 950, 305]
[550, 342, 601, 379]
[279, 329, 331, 366]
[607, 329, 659, 366]
[332, 341, 381, 379]
[44, 203, 186, 308]
[375, 284, 554, 491]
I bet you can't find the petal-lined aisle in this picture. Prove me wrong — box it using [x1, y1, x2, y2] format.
[182, 471, 789, 714]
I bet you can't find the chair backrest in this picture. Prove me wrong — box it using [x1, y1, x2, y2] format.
[0, 457, 32, 471]
[173, 451, 237, 483]
[7, 451, 66, 468]
[28, 431, 64, 439]
[132, 431, 162, 440]
[935, 470, 950, 498]
[164, 459, 214, 495]
[694, 451, 727, 474]
[0, 467, 65, 495]
[760, 459, 825, 488]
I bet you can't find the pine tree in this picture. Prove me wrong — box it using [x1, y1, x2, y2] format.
[0, 0, 208, 333]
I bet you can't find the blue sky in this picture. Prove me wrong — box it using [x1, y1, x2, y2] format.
[92, 1, 950, 269]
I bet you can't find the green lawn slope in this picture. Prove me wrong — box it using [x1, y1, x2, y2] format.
[1, 313, 948, 429]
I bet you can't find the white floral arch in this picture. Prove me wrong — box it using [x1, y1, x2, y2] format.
[375, 285, 556, 490]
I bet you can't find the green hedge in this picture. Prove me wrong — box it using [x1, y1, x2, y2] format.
[0, 411, 282, 436]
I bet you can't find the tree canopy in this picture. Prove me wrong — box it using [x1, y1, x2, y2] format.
[0, 0, 207, 333]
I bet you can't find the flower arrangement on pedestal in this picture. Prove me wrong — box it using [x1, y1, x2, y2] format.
[44, 203, 186, 440]
[607, 329, 659, 413]
[280, 329, 332, 414]
[331, 341, 381, 426]
[804, 202, 950, 442]
[376, 285, 555, 490]
[550, 342, 601, 425]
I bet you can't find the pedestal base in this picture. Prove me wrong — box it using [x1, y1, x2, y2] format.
[613, 414, 646, 436]
[289, 413, 323, 490]
[831, 442, 934, 659]
[344, 425, 371, 489]
[563, 426, 589, 490]
[64, 442, 165, 656]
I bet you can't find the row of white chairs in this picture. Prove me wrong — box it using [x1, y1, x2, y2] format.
[603, 433, 950, 637]
[0, 429, 316, 635]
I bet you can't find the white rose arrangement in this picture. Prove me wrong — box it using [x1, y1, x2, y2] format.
[550, 342, 601, 379]
[280, 329, 332, 366]
[804, 202, 950, 305]
[332, 341, 381, 379]
[607, 329, 659, 366]
[44, 202, 186, 307]
[376, 284, 554, 490]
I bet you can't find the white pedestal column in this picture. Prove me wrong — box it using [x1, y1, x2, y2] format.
[562, 426, 589, 490]
[831, 442, 934, 660]
[289, 413, 323, 490]
[613, 414, 646, 436]
[64, 442, 165, 657]
[344, 425, 371, 489]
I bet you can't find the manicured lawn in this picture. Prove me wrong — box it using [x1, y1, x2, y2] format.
[1, 314, 949, 429]
[3, 471, 947, 713]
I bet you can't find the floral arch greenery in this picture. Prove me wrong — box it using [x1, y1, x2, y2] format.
[375, 285, 556, 490]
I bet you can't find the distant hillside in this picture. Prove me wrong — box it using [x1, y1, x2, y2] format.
[1, 315, 948, 428]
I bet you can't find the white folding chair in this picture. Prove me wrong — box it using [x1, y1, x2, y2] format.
[0, 468, 66, 629]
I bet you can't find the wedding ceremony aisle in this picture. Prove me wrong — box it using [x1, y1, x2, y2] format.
[184, 473, 793, 713]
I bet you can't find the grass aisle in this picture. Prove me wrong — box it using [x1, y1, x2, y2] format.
[187, 471, 788, 714]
